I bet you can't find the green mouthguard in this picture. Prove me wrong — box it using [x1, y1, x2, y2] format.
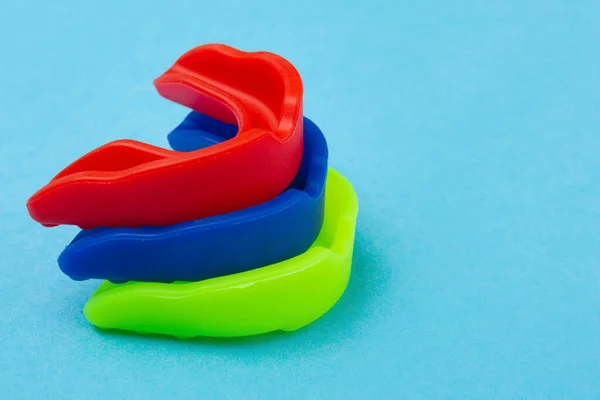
[83, 168, 359, 338]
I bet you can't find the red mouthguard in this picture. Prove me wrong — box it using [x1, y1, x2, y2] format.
[27, 44, 304, 229]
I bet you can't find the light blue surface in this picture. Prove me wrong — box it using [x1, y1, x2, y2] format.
[1, 0, 600, 398]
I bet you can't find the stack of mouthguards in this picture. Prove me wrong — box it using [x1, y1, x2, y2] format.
[26, 44, 358, 339]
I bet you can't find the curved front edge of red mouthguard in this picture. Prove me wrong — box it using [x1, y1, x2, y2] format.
[26, 43, 304, 229]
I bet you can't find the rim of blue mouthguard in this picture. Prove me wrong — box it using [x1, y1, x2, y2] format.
[57, 112, 328, 283]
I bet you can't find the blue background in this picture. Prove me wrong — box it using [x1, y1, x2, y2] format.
[1, 0, 599, 398]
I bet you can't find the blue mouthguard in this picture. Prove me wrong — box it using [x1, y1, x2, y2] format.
[57, 112, 328, 283]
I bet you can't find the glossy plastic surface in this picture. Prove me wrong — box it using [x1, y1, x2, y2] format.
[84, 169, 358, 338]
[26, 44, 304, 229]
[58, 113, 328, 283]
